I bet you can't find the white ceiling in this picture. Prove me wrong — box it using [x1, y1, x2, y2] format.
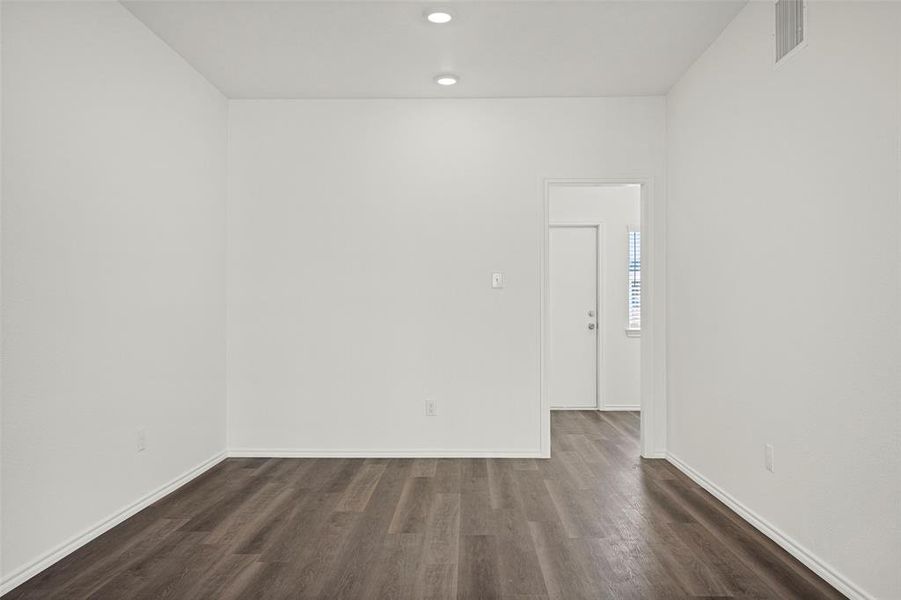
[123, 1, 746, 99]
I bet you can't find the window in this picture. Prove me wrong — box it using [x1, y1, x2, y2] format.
[775, 0, 805, 63]
[627, 227, 641, 334]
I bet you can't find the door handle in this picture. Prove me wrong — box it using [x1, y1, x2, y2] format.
[588, 323, 596, 330]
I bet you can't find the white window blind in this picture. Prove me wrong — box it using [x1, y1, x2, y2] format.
[775, 0, 805, 63]
[628, 227, 641, 331]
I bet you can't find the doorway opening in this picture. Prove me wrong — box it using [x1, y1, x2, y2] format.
[541, 181, 650, 457]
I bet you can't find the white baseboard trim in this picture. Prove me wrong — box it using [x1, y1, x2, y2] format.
[551, 406, 640, 412]
[665, 453, 871, 600]
[228, 449, 544, 459]
[0, 451, 228, 597]
[641, 451, 667, 459]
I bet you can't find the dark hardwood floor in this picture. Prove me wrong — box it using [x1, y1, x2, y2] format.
[4, 411, 844, 599]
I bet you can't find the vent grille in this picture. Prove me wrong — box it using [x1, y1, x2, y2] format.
[775, 0, 805, 62]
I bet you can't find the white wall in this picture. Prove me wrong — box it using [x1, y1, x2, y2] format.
[227, 98, 665, 455]
[549, 184, 641, 410]
[666, 2, 901, 598]
[0, 0, 5, 580]
[1, 1, 228, 587]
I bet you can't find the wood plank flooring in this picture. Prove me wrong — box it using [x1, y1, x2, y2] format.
[3, 412, 845, 599]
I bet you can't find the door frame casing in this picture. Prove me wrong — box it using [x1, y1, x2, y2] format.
[547, 223, 605, 411]
[539, 178, 665, 459]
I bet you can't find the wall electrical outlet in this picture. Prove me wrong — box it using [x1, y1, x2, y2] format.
[425, 398, 438, 416]
[137, 428, 146, 452]
[764, 444, 774, 473]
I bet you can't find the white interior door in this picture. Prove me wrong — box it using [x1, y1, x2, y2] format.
[549, 226, 599, 409]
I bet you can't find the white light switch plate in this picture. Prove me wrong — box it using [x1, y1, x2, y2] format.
[426, 398, 438, 416]
[491, 272, 504, 289]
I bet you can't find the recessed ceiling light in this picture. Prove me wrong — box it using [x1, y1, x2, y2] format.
[425, 11, 453, 24]
[434, 74, 458, 86]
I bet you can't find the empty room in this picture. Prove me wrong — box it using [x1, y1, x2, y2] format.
[1, 1, 899, 599]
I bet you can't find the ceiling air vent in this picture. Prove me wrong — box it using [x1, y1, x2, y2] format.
[775, 0, 805, 63]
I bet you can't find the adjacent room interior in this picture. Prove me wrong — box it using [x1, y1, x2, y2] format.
[1, 1, 899, 599]
[547, 183, 642, 413]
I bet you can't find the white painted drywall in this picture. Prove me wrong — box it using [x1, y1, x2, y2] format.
[0, 0, 5, 580]
[121, 0, 745, 99]
[666, 2, 901, 597]
[227, 98, 665, 454]
[1, 1, 228, 584]
[549, 184, 641, 410]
